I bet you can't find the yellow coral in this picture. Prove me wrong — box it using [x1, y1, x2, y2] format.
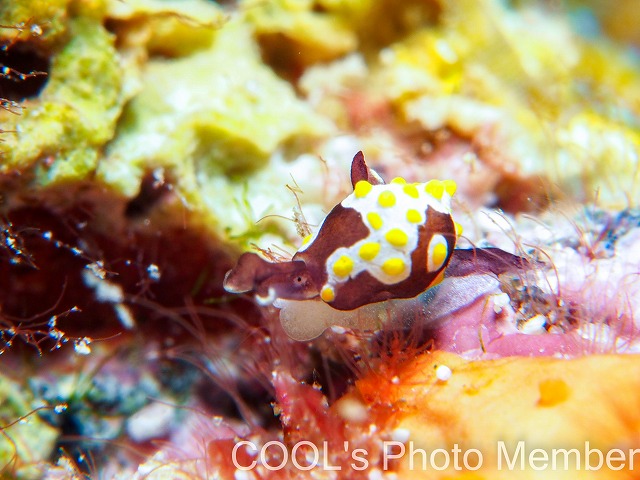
[375, 0, 640, 207]
[0, 17, 126, 185]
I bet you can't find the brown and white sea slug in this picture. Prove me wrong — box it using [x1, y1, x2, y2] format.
[224, 152, 528, 339]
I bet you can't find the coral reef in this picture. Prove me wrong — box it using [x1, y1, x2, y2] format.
[0, 0, 639, 479]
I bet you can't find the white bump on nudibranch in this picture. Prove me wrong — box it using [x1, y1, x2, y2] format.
[255, 287, 277, 306]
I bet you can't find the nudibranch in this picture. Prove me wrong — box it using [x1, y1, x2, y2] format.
[224, 152, 527, 316]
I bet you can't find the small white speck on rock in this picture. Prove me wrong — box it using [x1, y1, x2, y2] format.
[73, 337, 92, 355]
[391, 428, 411, 443]
[492, 292, 511, 314]
[519, 314, 547, 335]
[126, 402, 175, 443]
[336, 397, 369, 423]
[435, 364, 452, 382]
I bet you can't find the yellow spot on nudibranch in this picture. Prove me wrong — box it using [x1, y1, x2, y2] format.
[425, 180, 444, 199]
[431, 242, 448, 270]
[378, 190, 396, 208]
[354, 180, 372, 198]
[443, 179, 457, 196]
[407, 209, 422, 223]
[333, 255, 354, 277]
[302, 234, 312, 245]
[385, 228, 409, 247]
[455, 222, 463, 237]
[403, 184, 419, 198]
[427, 234, 449, 271]
[391, 177, 407, 185]
[367, 212, 383, 230]
[359, 242, 380, 261]
[382, 258, 405, 276]
[321, 286, 335, 302]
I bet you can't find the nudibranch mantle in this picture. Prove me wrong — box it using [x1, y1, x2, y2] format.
[295, 171, 458, 309]
[224, 151, 462, 311]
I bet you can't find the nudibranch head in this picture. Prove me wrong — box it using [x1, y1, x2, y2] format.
[293, 161, 458, 310]
[223, 253, 319, 304]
